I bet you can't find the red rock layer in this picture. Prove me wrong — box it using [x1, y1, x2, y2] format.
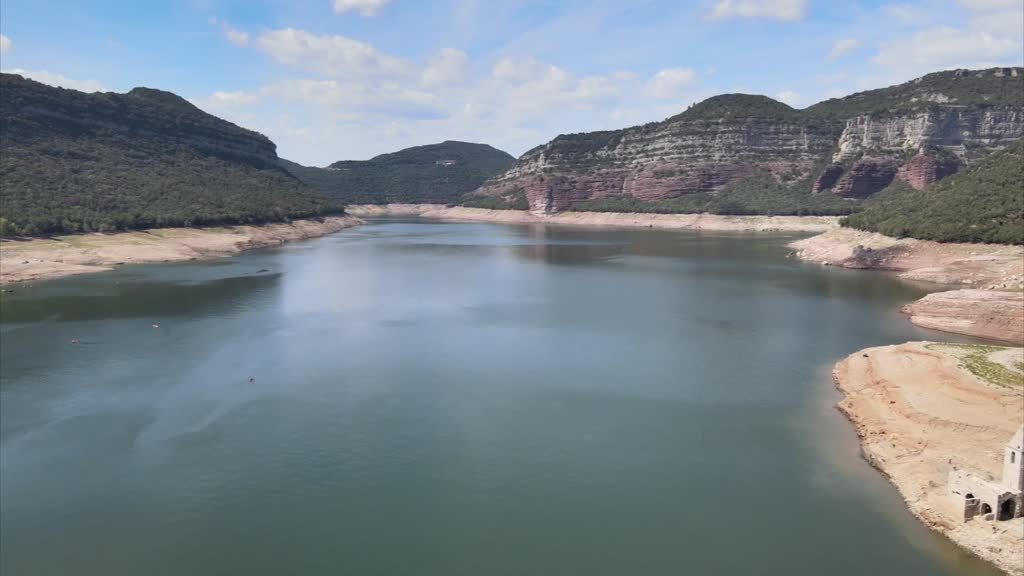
[832, 159, 898, 199]
[812, 164, 845, 193]
[896, 153, 960, 189]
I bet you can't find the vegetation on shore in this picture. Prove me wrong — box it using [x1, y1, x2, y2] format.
[925, 343, 1024, 389]
[0, 74, 343, 237]
[841, 139, 1024, 244]
[461, 187, 529, 210]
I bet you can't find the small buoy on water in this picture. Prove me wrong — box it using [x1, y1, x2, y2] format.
[152, 324, 160, 328]
[249, 377, 255, 383]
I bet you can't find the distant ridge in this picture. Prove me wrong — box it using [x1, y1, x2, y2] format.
[281, 140, 514, 205]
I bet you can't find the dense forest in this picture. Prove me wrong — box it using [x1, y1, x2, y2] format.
[842, 139, 1024, 244]
[281, 141, 514, 205]
[0, 73, 343, 236]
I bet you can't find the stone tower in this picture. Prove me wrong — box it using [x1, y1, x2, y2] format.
[1004, 427, 1024, 492]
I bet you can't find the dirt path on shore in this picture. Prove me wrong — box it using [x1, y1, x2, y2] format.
[834, 342, 1024, 575]
[0, 216, 363, 285]
[346, 204, 841, 232]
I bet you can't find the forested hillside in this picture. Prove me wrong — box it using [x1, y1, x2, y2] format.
[0, 74, 343, 236]
[281, 141, 514, 205]
[842, 139, 1024, 244]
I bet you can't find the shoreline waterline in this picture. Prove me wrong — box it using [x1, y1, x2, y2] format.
[0, 215, 364, 285]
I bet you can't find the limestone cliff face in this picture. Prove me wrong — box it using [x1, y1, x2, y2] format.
[832, 108, 1024, 163]
[475, 68, 1024, 213]
[479, 95, 840, 213]
[1, 75, 278, 166]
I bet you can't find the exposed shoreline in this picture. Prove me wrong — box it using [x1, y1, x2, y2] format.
[833, 342, 1024, 576]
[790, 229, 1024, 344]
[0, 215, 364, 285]
[345, 204, 841, 232]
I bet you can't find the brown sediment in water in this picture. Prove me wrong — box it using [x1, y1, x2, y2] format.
[0, 215, 364, 285]
[833, 342, 1024, 576]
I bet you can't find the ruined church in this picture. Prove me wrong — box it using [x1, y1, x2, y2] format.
[948, 427, 1024, 522]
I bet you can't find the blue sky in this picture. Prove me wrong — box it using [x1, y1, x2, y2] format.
[1, 0, 1022, 165]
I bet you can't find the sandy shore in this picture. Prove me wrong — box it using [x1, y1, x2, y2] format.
[0, 215, 364, 285]
[345, 204, 841, 232]
[903, 290, 1024, 345]
[834, 342, 1024, 575]
[791, 229, 1024, 343]
[789, 229, 1024, 289]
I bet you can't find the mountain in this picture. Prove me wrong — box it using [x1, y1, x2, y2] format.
[281, 141, 515, 205]
[473, 67, 1024, 217]
[841, 138, 1024, 244]
[0, 73, 343, 236]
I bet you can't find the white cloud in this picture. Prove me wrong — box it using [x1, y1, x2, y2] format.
[645, 67, 697, 99]
[964, 0, 1024, 36]
[774, 90, 801, 106]
[708, 0, 807, 21]
[873, 26, 1022, 76]
[3, 68, 106, 92]
[828, 38, 859, 60]
[257, 28, 410, 78]
[881, 4, 924, 22]
[333, 0, 391, 16]
[956, 0, 1023, 9]
[194, 90, 261, 110]
[257, 78, 445, 120]
[223, 25, 249, 47]
[482, 57, 626, 116]
[0, 34, 12, 55]
[421, 48, 468, 87]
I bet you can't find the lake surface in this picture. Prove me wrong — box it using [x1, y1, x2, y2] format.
[0, 219, 1002, 575]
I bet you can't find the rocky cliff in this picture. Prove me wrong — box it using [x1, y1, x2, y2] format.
[475, 68, 1024, 214]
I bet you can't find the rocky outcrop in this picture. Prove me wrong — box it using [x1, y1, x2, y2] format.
[811, 164, 844, 193]
[896, 153, 960, 189]
[789, 228, 1024, 289]
[474, 68, 1024, 213]
[478, 95, 840, 213]
[831, 158, 899, 198]
[902, 290, 1024, 344]
[832, 108, 1024, 164]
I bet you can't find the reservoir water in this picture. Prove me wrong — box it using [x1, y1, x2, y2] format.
[0, 219, 1002, 575]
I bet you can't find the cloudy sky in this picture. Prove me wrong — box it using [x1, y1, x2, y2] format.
[1, 0, 1022, 165]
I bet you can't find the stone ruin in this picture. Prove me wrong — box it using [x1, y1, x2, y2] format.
[948, 427, 1024, 522]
